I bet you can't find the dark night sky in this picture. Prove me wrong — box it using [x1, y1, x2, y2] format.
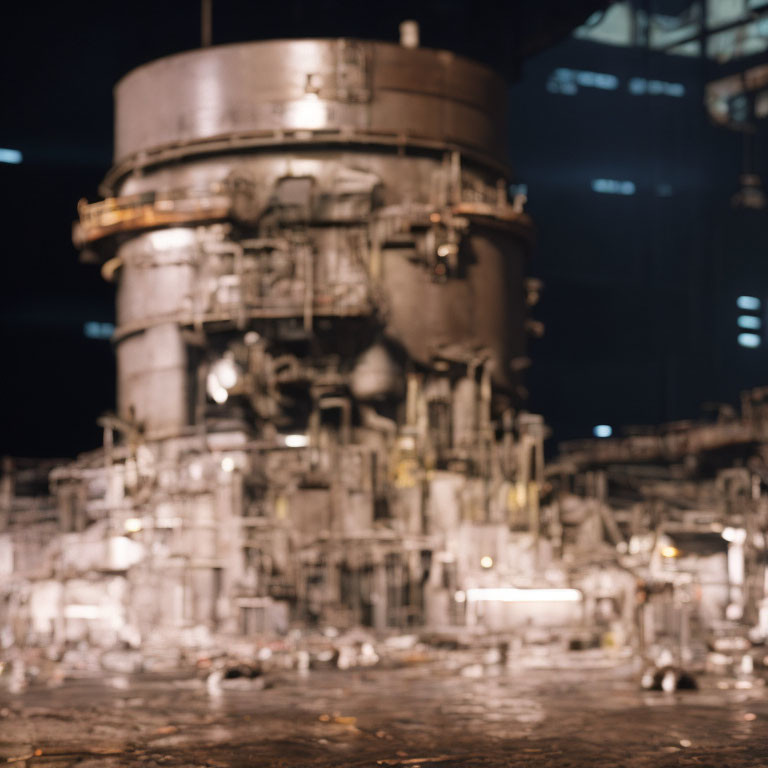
[2, 1, 766, 459]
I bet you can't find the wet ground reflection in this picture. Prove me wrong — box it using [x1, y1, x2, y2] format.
[1, 655, 766, 767]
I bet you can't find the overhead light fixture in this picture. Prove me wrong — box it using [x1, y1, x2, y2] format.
[480, 556, 494, 569]
[284, 434, 309, 448]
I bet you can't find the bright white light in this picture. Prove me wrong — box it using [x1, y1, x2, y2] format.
[221, 456, 236, 472]
[207, 373, 229, 404]
[454, 590, 466, 603]
[737, 296, 761, 311]
[592, 179, 636, 195]
[738, 333, 761, 348]
[722, 527, 747, 544]
[480, 555, 494, 569]
[64, 604, 102, 619]
[738, 315, 762, 330]
[284, 434, 309, 448]
[593, 424, 613, 438]
[466, 588, 582, 603]
[147, 228, 195, 250]
[728, 544, 745, 587]
[124, 517, 143, 533]
[0, 148, 22, 164]
[108, 536, 144, 569]
[285, 96, 328, 129]
[211, 358, 238, 390]
[244, 331, 261, 345]
[156, 517, 182, 528]
[205, 371, 229, 405]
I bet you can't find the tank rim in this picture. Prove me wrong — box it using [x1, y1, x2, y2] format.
[113, 35, 505, 94]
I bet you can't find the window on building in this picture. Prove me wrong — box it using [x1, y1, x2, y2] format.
[738, 332, 761, 347]
[83, 321, 115, 339]
[591, 179, 636, 195]
[628, 77, 686, 96]
[707, 21, 768, 62]
[649, 9, 702, 50]
[573, 3, 635, 46]
[736, 296, 763, 347]
[737, 295, 761, 310]
[0, 148, 22, 164]
[546, 68, 619, 95]
[708, 0, 747, 28]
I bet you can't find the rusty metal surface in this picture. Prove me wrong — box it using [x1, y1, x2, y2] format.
[74, 189, 232, 246]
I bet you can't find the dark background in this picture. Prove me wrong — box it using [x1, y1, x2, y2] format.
[1, 1, 766, 457]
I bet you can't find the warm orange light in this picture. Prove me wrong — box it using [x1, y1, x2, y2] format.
[660, 546, 680, 558]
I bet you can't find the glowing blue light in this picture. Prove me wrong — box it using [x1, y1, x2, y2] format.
[84, 321, 115, 339]
[575, 70, 618, 90]
[738, 315, 762, 330]
[737, 296, 761, 311]
[593, 424, 613, 438]
[546, 68, 618, 95]
[0, 148, 22, 164]
[628, 78, 685, 97]
[592, 179, 636, 195]
[738, 333, 761, 348]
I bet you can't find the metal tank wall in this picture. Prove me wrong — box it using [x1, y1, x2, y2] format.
[67, 36, 548, 640]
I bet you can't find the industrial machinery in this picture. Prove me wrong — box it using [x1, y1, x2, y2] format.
[550, 390, 768, 676]
[3, 30, 766, 678]
[0, 33, 557, 646]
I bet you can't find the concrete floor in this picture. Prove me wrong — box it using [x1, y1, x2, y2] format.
[1, 655, 766, 767]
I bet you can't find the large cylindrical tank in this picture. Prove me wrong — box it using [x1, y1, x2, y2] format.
[111, 39, 509, 170]
[78, 38, 533, 437]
